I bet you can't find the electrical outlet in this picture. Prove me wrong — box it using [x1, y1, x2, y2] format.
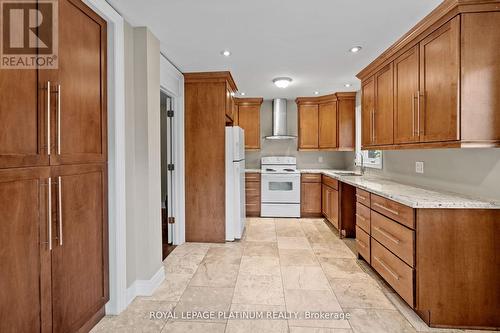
[415, 161, 424, 174]
[318, 156, 323, 163]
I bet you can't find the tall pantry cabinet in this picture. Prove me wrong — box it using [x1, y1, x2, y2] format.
[0, 1, 108, 332]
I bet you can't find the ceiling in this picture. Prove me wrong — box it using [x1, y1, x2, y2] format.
[107, 0, 442, 99]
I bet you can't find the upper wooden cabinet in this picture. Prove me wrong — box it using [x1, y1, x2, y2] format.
[357, 0, 500, 150]
[296, 92, 356, 151]
[235, 98, 263, 150]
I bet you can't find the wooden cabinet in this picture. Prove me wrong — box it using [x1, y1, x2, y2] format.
[318, 101, 337, 149]
[419, 17, 460, 143]
[298, 104, 319, 149]
[185, 71, 238, 242]
[50, 164, 107, 333]
[0, 1, 108, 332]
[297, 93, 356, 151]
[373, 64, 394, 145]
[301, 173, 322, 217]
[245, 173, 261, 217]
[358, 2, 500, 149]
[394, 46, 420, 144]
[321, 176, 339, 230]
[235, 98, 263, 150]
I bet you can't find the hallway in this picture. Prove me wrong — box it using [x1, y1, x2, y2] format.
[91, 218, 491, 333]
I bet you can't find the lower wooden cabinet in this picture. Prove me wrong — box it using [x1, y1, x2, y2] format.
[245, 173, 261, 216]
[0, 165, 108, 333]
[301, 174, 322, 217]
[321, 176, 339, 229]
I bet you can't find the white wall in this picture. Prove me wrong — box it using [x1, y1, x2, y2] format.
[245, 99, 348, 169]
[346, 92, 500, 201]
[123, 24, 163, 288]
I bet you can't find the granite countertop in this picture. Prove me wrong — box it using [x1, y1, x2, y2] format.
[246, 168, 500, 209]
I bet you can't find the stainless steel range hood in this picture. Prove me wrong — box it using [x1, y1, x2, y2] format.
[265, 98, 296, 140]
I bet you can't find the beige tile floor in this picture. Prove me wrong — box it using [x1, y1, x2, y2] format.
[92, 218, 496, 333]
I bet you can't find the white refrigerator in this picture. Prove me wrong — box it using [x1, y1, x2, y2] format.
[225, 126, 246, 241]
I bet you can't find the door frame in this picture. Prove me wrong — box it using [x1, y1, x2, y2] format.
[83, 0, 127, 315]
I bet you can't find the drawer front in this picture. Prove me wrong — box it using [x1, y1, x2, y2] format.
[355, 202, 371, 233]
[301, 173, 321, 183]
[246, 203, 260, 216]
[371, 211, 415, 267]
[371, 239, 414, 307]
[245, 172, 261, 182]
[371, 194, 415, 229]
[355, 188, 371, 207]
[322, 175, 338, 190]
[356, 226, 370, 263]
[246, 181, 260, 193]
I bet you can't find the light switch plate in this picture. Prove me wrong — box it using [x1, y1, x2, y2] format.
[415, 161, 424, 174]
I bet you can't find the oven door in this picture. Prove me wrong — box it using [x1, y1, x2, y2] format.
[261, 173, 300, 204]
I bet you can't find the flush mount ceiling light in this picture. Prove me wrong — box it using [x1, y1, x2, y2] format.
[349, 46, 362, 53]
[314, 91, 320, 95]
[221, 50, 231, 57]
[344, 83, 352, 88]
[240, 92, 246, 96]
[273, 77, 293, 89]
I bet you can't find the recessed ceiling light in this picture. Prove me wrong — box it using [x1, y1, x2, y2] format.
[273, 77, 293, 89]
[221, 50, 231, 57]
[314, 91, 320, 95]
[240, 92, 246, 96]
[349, 46, 362, 53]
[344, 83, 352, 88]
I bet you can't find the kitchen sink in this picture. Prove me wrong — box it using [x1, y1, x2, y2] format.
[334, 172, 362, 177]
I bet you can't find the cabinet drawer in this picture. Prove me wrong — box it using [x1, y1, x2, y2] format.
[371, 239, 414, 307]
[355, 202, 371, 233]
[301, 173, 321, 183]
[322, 175, 338, 190]
[245, 172, 261, 182]
[371, 211, 415, 267]
[356, 226, 370, 263]
[246, 181, 260, 192]
[355, 188, 371, 207]
[371, 194, 415, 229]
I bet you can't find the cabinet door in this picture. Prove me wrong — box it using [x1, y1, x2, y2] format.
[361, 77, 375, 147]
[238, 104, 261, 150]
[0, 68, 49, 168]
[301, 182, 322, 215]
[51, 164, 108, 333]
[329, 189, 339, 229]
[0, 167, 51, 333]
[394, 46, 420, 144]
[374, 64, 394, 145]
[226, 87, 234, 120]
[318, 101, 338, 149]
[337, 98, 355, 150]
[51, 0, 107, 165]
[298, 104, 319, 149]
[419, 17, 460, 142]
[321, 184, 329, 217]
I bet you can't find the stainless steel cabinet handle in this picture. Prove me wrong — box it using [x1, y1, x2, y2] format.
[57, 84, 61, 155]
[373, 202, 399, 216]
[355, 194, 366, 201]
[48, 177, 52, 250]
[417, 91, 422, 135]
[47, 82, 51, 155]
[373, 226, 401, 244]
[58, 176, 63, 246]
[372, 109, 376, 143]
[412, 93, 416, 137]
[374, 256, 400, 280]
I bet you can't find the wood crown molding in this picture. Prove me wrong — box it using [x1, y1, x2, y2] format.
[295, 92, 356, 105]
[183, 71, 238, 91]
[356, 0, 500, 80]
[234, 97, 263, 106]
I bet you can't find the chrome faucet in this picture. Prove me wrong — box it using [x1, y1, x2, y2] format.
[357, 152, 365, 175]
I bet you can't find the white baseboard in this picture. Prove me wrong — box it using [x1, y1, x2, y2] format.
[125, 265, 165, 306]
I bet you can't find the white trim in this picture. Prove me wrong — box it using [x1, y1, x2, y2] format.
[160, 54, 185, 245]
[83, 0, 127, 315]
[125, 266, 165, 305]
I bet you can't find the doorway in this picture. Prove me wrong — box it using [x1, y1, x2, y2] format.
[161, 90, 176, 259]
